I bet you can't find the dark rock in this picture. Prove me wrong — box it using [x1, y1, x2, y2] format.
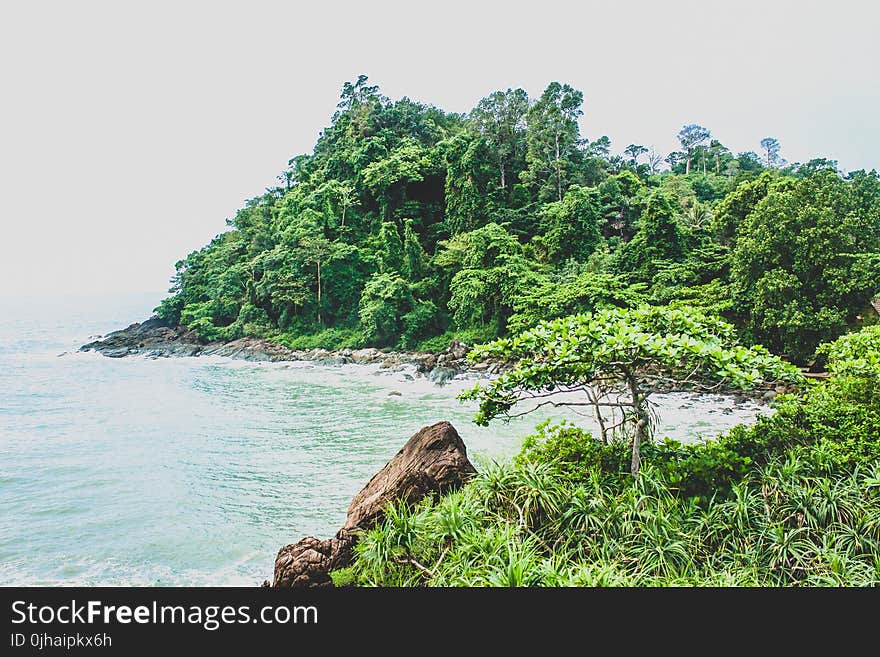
[273, 421, 476, 588]
[428, 366, 458, 386]
[272, 536, 350, 589]
[80, 319, 310, 362]
[343, 421, 476, 531]
[82, 317, 490, 384]
[414, 354, 437, 373]
[315, 356, 352, 366]
[447, 340, 469, 360]
[80, 317, 201, 358]
[201, 337, 300, 361]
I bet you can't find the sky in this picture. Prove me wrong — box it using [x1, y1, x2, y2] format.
[1, 0, 878, 297]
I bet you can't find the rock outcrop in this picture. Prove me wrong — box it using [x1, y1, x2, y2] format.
[272, 421, 476, 588]
[79, 318, 200, 358]
[79, 317, 495, 382]
[79, 318, 305, 361]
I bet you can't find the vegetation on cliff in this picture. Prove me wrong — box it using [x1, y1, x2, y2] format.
[154, 76, 880, 363]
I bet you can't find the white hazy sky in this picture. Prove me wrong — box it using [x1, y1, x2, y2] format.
[1, 0, 878, 296]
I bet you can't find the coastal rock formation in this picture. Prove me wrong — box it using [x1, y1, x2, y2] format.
[79, 317, 489, 382]
[80, 318, 310, 361]
[272, 421, 477, 588]
[79, 317, 200, 358]
[270, 536, 349, 589]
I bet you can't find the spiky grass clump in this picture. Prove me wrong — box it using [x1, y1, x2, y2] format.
[353, 457, 880, 587]
[351, 348, 880, 587]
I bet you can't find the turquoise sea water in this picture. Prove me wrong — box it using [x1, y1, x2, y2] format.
[0, 293, 768, 585]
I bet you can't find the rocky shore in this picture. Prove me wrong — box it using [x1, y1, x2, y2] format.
[79, 316, 497, 384]
[79, 317, 784, 402]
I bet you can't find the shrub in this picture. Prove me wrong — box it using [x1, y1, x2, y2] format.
[515, 420, 629, 483]
[274, 327, 368, 350]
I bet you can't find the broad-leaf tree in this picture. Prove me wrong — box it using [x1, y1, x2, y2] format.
[460, 305, 803, 475]
[730, 170, 880, 361]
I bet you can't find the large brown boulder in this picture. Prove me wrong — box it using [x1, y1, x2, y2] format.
[271, 536, 348, 589]
[272, 421, 476, 588]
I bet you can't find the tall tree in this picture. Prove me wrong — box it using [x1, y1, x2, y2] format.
[730, 170, 880, 361]
[677, 124, 711, 174]
[402, 218, 427, 280]
[620, 189, 686, 276]
[624, 144, 648, 165]
[442, 133, 493, 235]
[523, 82, 584, 202]
[323, 180, 359, 227]
[707, 139, 733, 175]
[296, 234, 336, 325]
[378, 221, 404, 274]
[647, 146, 664, 174]
[760, 137, 783, 168]
[337, 74, 381, 111]
[470, 88, 530, 190]
[537, 185, 602, 264]
[362, 141, 431, 219]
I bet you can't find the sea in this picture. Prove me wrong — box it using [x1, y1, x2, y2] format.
[0, 292, 769, 585]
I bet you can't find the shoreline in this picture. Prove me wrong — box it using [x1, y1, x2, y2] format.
[79, 316, 780, 404]
[78, 316, 487, 385]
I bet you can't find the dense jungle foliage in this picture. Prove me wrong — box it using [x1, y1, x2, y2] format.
[156, 76, 880, 364]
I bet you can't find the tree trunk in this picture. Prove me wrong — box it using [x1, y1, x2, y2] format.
[500, 158, 506, 189]
[631, 417, 647, 477]
[626, 374, 648, 477]
[685, 156, 691, 175]
[555, 134, 562, 201]
[587, 386, 609, 444]
[316, 260, 322, 325]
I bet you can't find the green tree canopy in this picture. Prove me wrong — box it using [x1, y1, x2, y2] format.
[461, 305, 803, 474]
[730, 170, 880, 361]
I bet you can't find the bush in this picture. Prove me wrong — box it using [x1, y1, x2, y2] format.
[350, 452, 880, 587]
[515, 420, 629, 483]
[815, 324, 880, 378]
[400, 300, 441, 350]
[414, 326, 499, 353]
[274, 327, 368, 350]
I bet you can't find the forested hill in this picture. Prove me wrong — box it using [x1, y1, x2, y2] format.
[155, 75, 880, 364]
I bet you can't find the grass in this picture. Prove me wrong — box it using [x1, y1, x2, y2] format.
[352, 456, 880, 587]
